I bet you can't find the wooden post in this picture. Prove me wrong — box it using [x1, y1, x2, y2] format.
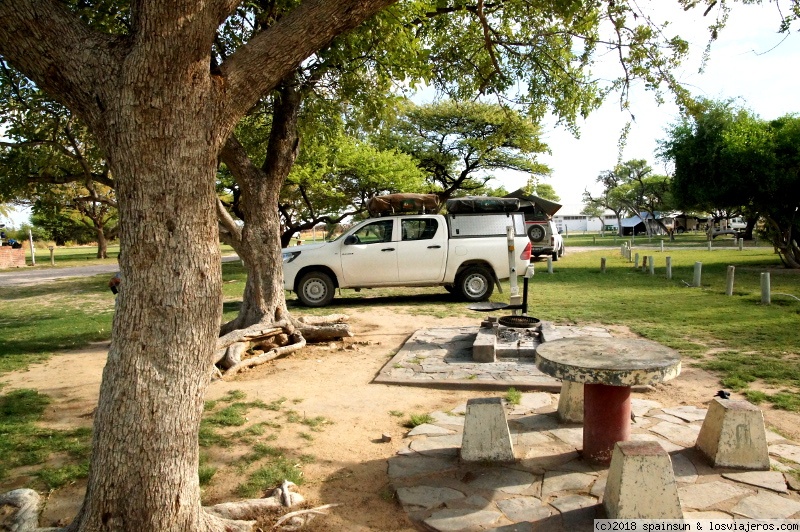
[693, 262, 702, 287]
[601, 257, 607, 273]
[649, 256, 655, 275]
[761, 273, 771, 305]
[641, 255, 648, 271]
[726, 266, 735, 296]
[49, 246, 55, 266]
[666, 256, 672, 280]
[547, 256, 553, 274]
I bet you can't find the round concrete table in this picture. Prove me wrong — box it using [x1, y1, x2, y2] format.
[535, 336, 681, 464]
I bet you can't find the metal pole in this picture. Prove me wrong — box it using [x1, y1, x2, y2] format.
[547, 256, 553, 274]
[761, 273, 771, 305]
[693, 262, 702, 287]
[666, 256, 672, 280]
[634, 253, 639, 268]
[649, 256, 655, 275]
[28, 228, 35, 266]
[506, 226, 519, 297]
[726, 265, 735, 296]
[660, 240, 664, 252]
[739, 238, 744, 251]
[707, 241, 712, 252]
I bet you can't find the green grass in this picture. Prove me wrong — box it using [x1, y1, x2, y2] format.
[505, 387, 522, 405]
[404, 413, 434, 428]
[0, 389, 92, 488]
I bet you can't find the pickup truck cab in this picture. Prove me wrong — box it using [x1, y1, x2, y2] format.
[282, 212, 531, 307]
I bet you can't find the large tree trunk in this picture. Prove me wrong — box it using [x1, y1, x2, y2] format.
[69, 62, 229, 532]
[218, 80, 302, 335]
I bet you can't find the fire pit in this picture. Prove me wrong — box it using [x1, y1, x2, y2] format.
[498, 315, 540, 328]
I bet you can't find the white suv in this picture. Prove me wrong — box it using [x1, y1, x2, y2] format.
[526, 219, 564, 261]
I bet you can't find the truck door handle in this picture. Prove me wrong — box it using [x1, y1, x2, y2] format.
[381, 248, 395, 252]
[427, 245, 441, 249]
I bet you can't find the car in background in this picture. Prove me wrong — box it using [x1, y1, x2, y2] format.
[525, 218, 564, 260]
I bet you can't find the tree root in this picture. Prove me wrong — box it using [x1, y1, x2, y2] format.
[214, 314, 352, 377]
[222, 333, 306, 378]
[3, 481, 329, 532]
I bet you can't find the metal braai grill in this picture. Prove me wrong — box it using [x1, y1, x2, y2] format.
[498, 315, 540, 328]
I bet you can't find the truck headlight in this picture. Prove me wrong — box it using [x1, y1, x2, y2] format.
[282, 251, 301, 263]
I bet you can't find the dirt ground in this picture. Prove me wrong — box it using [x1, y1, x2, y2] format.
[1, 306, 799, 530]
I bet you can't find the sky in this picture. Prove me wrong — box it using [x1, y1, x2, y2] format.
[2, 2, 798, 228]
[498, 2, 800, 213]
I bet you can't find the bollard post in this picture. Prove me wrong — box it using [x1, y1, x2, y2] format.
[738, 238, 744, 251]
[601, 257, 607, 273]
[649, 256, 655, 275]
[634, 253, 639, 268]
[666, 256, 672, 280]
[620, 244, 626, 257]
[547, 256, 553, 274]
[707, 241, 712, 252]
[761, 273, 771, 305]
[726, 266, 735, 296]
[49, 246, 55, 266]
[693, 262, 702, 287]
[660, 240, 664, 252]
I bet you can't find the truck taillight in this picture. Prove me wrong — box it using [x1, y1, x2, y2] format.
[521, 241, 532, 261]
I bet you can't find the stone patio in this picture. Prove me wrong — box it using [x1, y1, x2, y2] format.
[378, 326, 800, 531]
[389, 393, 800, 531]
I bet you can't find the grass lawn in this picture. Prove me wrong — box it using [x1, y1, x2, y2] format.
[2, 243, 798, 409]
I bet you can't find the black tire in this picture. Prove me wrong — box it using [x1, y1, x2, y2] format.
[558, 244, 565, 257]
[527, 225, 545, 242]
[456, 266, 494, 302]
[296, 271, 335, 307]
[552, 250, 559, 261]
[443, 284, 456, 294]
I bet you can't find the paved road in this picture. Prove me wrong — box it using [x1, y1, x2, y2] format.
[0, 255, 241, 288]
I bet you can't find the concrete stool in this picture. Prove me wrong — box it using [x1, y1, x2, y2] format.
[696, 398, 769, 470]
[603, 441, 683, 519]
[557, 380, 583, 423]
[461, 397, 514, 462]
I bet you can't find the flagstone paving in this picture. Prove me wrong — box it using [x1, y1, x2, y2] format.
[389, 394, 800, 531]
[381, 326, 800, 530]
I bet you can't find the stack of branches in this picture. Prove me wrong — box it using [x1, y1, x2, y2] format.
[214, 315, 351, 378]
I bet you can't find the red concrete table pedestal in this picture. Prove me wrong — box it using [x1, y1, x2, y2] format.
[583, 383, 631, 464]
[535, 336, 681, 466]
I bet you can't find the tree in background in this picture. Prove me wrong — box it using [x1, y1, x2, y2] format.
[661, 99, 800, 267]
[0, 61, 117, 257]
[524, 177, 560, 202]
[377, 100, 551, 201]
[583, 160, 672, 236]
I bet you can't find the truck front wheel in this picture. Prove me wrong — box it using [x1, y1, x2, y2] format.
[456, 266, 494, 302]
[297, 271, 335, 307]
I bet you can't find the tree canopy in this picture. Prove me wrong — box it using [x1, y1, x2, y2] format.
[660, 99, 800, 266]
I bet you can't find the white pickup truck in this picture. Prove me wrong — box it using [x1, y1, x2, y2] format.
[282, 212, 532, 307]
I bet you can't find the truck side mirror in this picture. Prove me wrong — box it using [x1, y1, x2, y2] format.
[344, 235, 358, 245]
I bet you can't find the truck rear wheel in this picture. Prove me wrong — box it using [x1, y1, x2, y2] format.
[297, 271, 335, 307]
[456, 266, 494, 302]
